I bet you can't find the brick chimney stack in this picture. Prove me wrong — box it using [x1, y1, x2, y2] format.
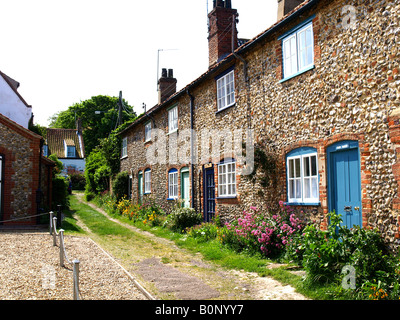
[158, 68, 177, 104]
[277, 0, 304, 20]
[208, 0, 238, 67]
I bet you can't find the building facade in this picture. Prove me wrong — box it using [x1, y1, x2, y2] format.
[0, 113, 54, 225]
[120, 0, 400, 248]
[0, 71, 33, 129]
[45, 119, 86, 174]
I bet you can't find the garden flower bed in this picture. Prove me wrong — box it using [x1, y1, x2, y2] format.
[90, 191, 400, 300]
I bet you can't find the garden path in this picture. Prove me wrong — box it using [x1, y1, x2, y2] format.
[74, 194, 308, 300]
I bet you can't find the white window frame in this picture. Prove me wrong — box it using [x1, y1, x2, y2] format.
[121, 137, 128, 158]
[144, 169, 151, 194]
[282, 21, 314, 79]
[218, 160, 236, 197]
[216, 70, 235, 111]
[168, 169, 178, 199]
[287, 151, 319, 204]
[168, 106, 178, 133]
[145, 122, 152, 142]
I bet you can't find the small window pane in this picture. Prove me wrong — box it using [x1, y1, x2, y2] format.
[295, 158, 301, 178]
[311, 156, 317, 176]
[295, 179, 301, 198]
[304, 178, 310, 198]
[289, 159, 294, 178]
[311, 177, 318, 199]
[304, 157, 310, 177]
[289, 180, 295, 199]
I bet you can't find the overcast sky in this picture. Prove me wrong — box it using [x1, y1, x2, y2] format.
[0, 0, 278, 126]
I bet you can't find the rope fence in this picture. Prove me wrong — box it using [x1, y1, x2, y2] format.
[49, 211, 81, 300]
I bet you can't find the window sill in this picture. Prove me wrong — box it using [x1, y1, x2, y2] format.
[285, 201, 320, 206]
[167, 197, 178, 201]
[144, 192, 151, 195]
[120, 155, 128, 160]
[279, 65, 315, 83]
[216, 195, 237, 199]
[167, 129, 178, 136]
[215, 103, 236, 115]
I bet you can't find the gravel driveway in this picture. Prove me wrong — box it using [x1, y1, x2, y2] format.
[0, 231, 148, 300]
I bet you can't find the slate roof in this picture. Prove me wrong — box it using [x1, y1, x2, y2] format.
[46, 128, 85, 159]
[0, 70, 32, 109]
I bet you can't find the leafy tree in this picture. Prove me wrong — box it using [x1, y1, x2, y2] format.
[85, 148, 110, 194]
[49, 95, 136, 155]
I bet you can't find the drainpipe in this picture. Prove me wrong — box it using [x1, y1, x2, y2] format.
[186, 88, 195, 209]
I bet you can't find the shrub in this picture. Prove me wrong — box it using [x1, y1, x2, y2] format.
[85, 191, 95, 202]
[112, 171, 130, 201]
[164, 207, 203, 233]
[52, 175, 69, 208]
[187, 222, 219, 242]
[300, 211, 400, 299]
[68, 170, 86, 190]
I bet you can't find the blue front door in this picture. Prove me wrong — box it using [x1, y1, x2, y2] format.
[204, 167, 215, 222]
[327, 141, 362, 229]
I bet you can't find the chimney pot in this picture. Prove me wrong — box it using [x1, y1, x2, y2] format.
[158, 68, 177, 104]
[208, 1, 238, 67]
[277, 0, 304, 20]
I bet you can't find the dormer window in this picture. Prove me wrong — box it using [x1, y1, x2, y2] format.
[64, 139, 76, 158]
[43, 145, 49, 157]
[67, 146, 76, 158]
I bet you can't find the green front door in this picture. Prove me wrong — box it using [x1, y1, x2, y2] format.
[181, 168, 190, 208]
[138, 171, 143, 203]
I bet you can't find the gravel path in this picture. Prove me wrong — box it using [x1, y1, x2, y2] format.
[0, 231, 148, 300]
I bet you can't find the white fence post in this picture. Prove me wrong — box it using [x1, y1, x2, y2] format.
[59, 229, 65, 267]
[49, 216, 81, 300]
[49, 211, 54, 235]
[52, 217, 58, 246]
[73, 260, 80, 300]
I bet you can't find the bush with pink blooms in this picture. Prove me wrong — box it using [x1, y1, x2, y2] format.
[220, 202, 305, 258]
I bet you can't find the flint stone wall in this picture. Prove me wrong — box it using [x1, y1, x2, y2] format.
[121, 0, 400, 248]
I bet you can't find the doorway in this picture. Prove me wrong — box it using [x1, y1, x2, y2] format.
[327, 141, 362, 229]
